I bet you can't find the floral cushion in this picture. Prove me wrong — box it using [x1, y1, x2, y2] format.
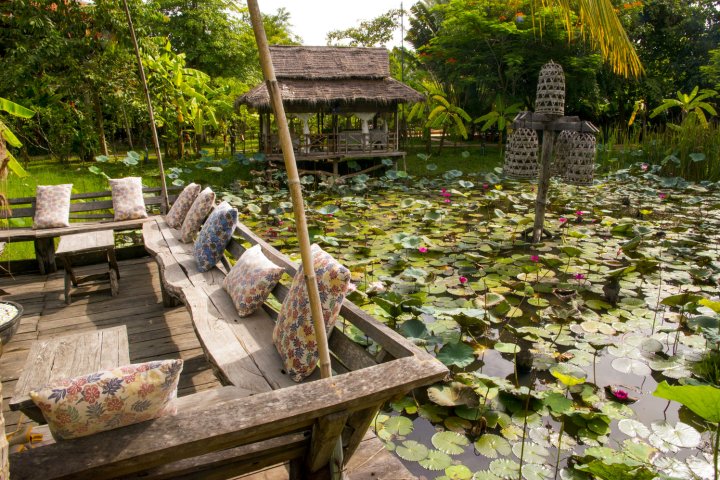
[33, 184, 72, 229]
[272, 244, 351, 382]
[165, 183, 201, 229]
[223, 244, 284, 316]
[109, 177, 147, 221]
[193, 201, 238, 272]
[30, 359, 183, 440]
[180, 187, 216, 243]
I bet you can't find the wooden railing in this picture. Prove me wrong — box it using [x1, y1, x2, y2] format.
[263, 131, 399, 156]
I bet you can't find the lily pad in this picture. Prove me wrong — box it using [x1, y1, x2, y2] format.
[396, 440, 429, 461]
[474, 434, 512, 459]
[611, 357, 651, 376]
[432, 430, 469, 455]
[419, 450, 453, 471]
[383, 416, 414, 436]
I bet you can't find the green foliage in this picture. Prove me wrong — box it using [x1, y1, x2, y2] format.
[654, 381, 720, 423]
[326, 9, 401, 47]
[650, 87, 718, 130]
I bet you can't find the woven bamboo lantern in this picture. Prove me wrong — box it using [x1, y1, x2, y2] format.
[552, 130, 575, 177]
[535, 61, 565, 116]
[503, 128, 539, 179]
[563, 132, 596, 185]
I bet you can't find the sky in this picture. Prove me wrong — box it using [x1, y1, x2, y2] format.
[258, 0, 408, 48]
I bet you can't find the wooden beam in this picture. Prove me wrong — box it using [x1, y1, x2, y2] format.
[306, 412, 349, 474]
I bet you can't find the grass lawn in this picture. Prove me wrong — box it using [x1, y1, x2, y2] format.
[3, 143, 502, 261]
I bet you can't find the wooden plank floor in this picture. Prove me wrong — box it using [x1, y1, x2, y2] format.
[0, 257, 416, 479]
[1, 257, 222, 434]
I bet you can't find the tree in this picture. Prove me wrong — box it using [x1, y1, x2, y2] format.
[326, 9, 402, 47]
[427, 90, 471, 152]
[0, 98, 34, 178]
[650, 87, 718, 130]
[474, 95, 524, 148]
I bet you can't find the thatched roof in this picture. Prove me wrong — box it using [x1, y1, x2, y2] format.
[237, 46, 424, 113]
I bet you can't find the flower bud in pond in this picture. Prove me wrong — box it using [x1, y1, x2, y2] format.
[459, 276, 468, 284]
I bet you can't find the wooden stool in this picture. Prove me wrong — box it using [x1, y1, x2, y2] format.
[56, 230, 120, 305]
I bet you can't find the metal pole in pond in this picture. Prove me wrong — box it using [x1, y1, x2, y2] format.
[122, 0, 169, 213]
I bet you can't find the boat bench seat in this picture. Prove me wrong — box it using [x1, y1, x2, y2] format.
[9, 214, 448, 479]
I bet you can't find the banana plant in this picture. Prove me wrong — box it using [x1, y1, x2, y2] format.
[650, 86, 718, 130]
[474, 95, 523, 149]
[426, 91, 471, 153]
[0, 97, 35, 178]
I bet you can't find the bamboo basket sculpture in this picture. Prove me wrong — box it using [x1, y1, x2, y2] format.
[563, 132, 596, 185]
[503, 128, 539, 179]
[552, 130, 576, 177]
[535, 61, 565, 116]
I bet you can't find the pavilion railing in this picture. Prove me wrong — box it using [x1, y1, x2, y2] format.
[263, 131, 398, 156]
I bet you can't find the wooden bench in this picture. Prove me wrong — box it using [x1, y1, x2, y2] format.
[1, 187, 177, 274]
[8, 214, 448, 479]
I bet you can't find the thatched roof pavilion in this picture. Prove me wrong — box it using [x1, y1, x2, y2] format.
[237, 46, 423, 113]
[236, 46, 422, 176]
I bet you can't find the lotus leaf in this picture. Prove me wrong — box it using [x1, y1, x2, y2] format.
[395, 440, 429, 461]
[474, 434, 511, 459]
[438, 341, 476, 368]
[432, 430, 469, 455]
[489, 459, 520, 479]
[419, 450, 453, 471]
[383, 416, 413, 436]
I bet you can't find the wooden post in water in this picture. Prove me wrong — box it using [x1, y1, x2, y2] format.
[505, 62, 599, 243]
[533, 128, 557, 243]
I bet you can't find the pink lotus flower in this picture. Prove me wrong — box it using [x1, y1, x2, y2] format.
[482, 183, 489, 190]
[530, 255, 540, 263]
[559, 217, 568, 224]
[459, 276, 468, 284]
[573, 273, 585, 280]
[612, 389, 629, 400]
[418, 247, 428, 253]
[575, 210, 584, 216]
[641, 163, 649, 171]
[658, 192, 667, 200]
[441, 188, 447, 193]
[444, 198, 451, 203]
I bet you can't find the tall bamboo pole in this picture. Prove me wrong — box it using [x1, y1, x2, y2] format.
[246, 1, 332, 382]
[122, 0, 169, 213]
[532, 128, 557, 243]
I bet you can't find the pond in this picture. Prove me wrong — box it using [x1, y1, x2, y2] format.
[224, 164, 720, 480]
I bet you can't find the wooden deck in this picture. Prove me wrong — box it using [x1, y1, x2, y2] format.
[1, 257, 222, 434]
[0, 257, 417, 479]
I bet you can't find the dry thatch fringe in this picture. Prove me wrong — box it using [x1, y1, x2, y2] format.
[238, 78, 424, 112]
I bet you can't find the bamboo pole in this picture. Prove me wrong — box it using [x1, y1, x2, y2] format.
[122, 0, 169, 213]
[247, 3, 343, 477]
[246, 0, 332, 381]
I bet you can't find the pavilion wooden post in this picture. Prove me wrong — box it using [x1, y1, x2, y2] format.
[122, 0, 169, 213]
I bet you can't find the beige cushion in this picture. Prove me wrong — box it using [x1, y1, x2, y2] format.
[166, 183, 201, 229]
[109, 177, 147, 221]
[223, 245, 284, 316]
[30, 359, 183, 440]
[179, 187, 215, 243]
[33, 184, 72, 229]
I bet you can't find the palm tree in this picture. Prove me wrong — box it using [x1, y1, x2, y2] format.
[540, 0, 643, 78]
[650, 87, 718, 130]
